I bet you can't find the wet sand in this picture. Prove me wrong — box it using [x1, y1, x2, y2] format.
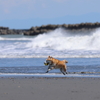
[0, 77, 100, 100]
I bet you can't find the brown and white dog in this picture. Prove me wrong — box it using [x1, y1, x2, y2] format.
[44, 56, 68, 75]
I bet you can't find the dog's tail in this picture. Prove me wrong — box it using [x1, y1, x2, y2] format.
[62, 60, 68, 63]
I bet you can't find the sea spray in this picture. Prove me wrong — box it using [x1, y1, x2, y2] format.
[30, 28, 100, 51]
[0, 28, 100, 58]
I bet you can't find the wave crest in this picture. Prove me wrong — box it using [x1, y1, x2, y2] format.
[30, 28, 100, 51]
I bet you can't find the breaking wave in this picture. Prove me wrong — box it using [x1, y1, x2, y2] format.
[0, 28, 100, 58]
[30, 28, 100, 51]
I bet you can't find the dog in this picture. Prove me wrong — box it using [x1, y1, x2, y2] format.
[44, 56, 68, 75]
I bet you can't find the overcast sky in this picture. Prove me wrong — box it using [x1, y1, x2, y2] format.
[0, 0, 100, 29]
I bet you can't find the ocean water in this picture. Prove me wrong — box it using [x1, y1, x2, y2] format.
[0, 28, 100, 77]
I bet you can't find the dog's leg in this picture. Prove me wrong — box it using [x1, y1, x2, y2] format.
[64, 69, 68, 74]
[46, 68, 51, 73]
[66, 72, 68, 74]
[46, 66, 51, 73]
[60, 68, 66, 75]
[63, 66, 68, 74]
[46, 66, 54, 73]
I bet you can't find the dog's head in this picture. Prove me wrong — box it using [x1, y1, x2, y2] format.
[44, 56, 53, 66]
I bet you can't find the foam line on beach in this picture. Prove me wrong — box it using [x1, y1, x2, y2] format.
[0, 73, 100, 78]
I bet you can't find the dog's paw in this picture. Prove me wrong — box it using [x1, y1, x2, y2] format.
[46, 71, 48, 73]
[66, 72, 68, 74]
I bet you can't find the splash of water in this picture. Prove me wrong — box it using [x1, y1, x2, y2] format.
[30, 28, 100, 51]
[0, 28, 100, 58]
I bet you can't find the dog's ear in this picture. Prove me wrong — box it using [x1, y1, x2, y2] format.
[48, 56, 50, 58]
[48, 56, 53, 59]
[48, 56, 52, 57]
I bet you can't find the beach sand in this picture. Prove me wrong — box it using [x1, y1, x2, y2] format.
[0, 77, 100, 100]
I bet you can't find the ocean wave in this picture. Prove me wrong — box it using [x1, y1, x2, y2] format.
[30, 28, 100, 51]
[0, 28, 100, 58]
[0, 55, 100, 58]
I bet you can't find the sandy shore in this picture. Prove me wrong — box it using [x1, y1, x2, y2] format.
[0, 77, 100, 100]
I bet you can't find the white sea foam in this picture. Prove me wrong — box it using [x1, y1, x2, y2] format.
[0, 73, 100, 78]
[30, 28, 100, 51]
[0, 28, 100, 58]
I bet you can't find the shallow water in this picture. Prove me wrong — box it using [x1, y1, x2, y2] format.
[0, 58, 100, 77]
